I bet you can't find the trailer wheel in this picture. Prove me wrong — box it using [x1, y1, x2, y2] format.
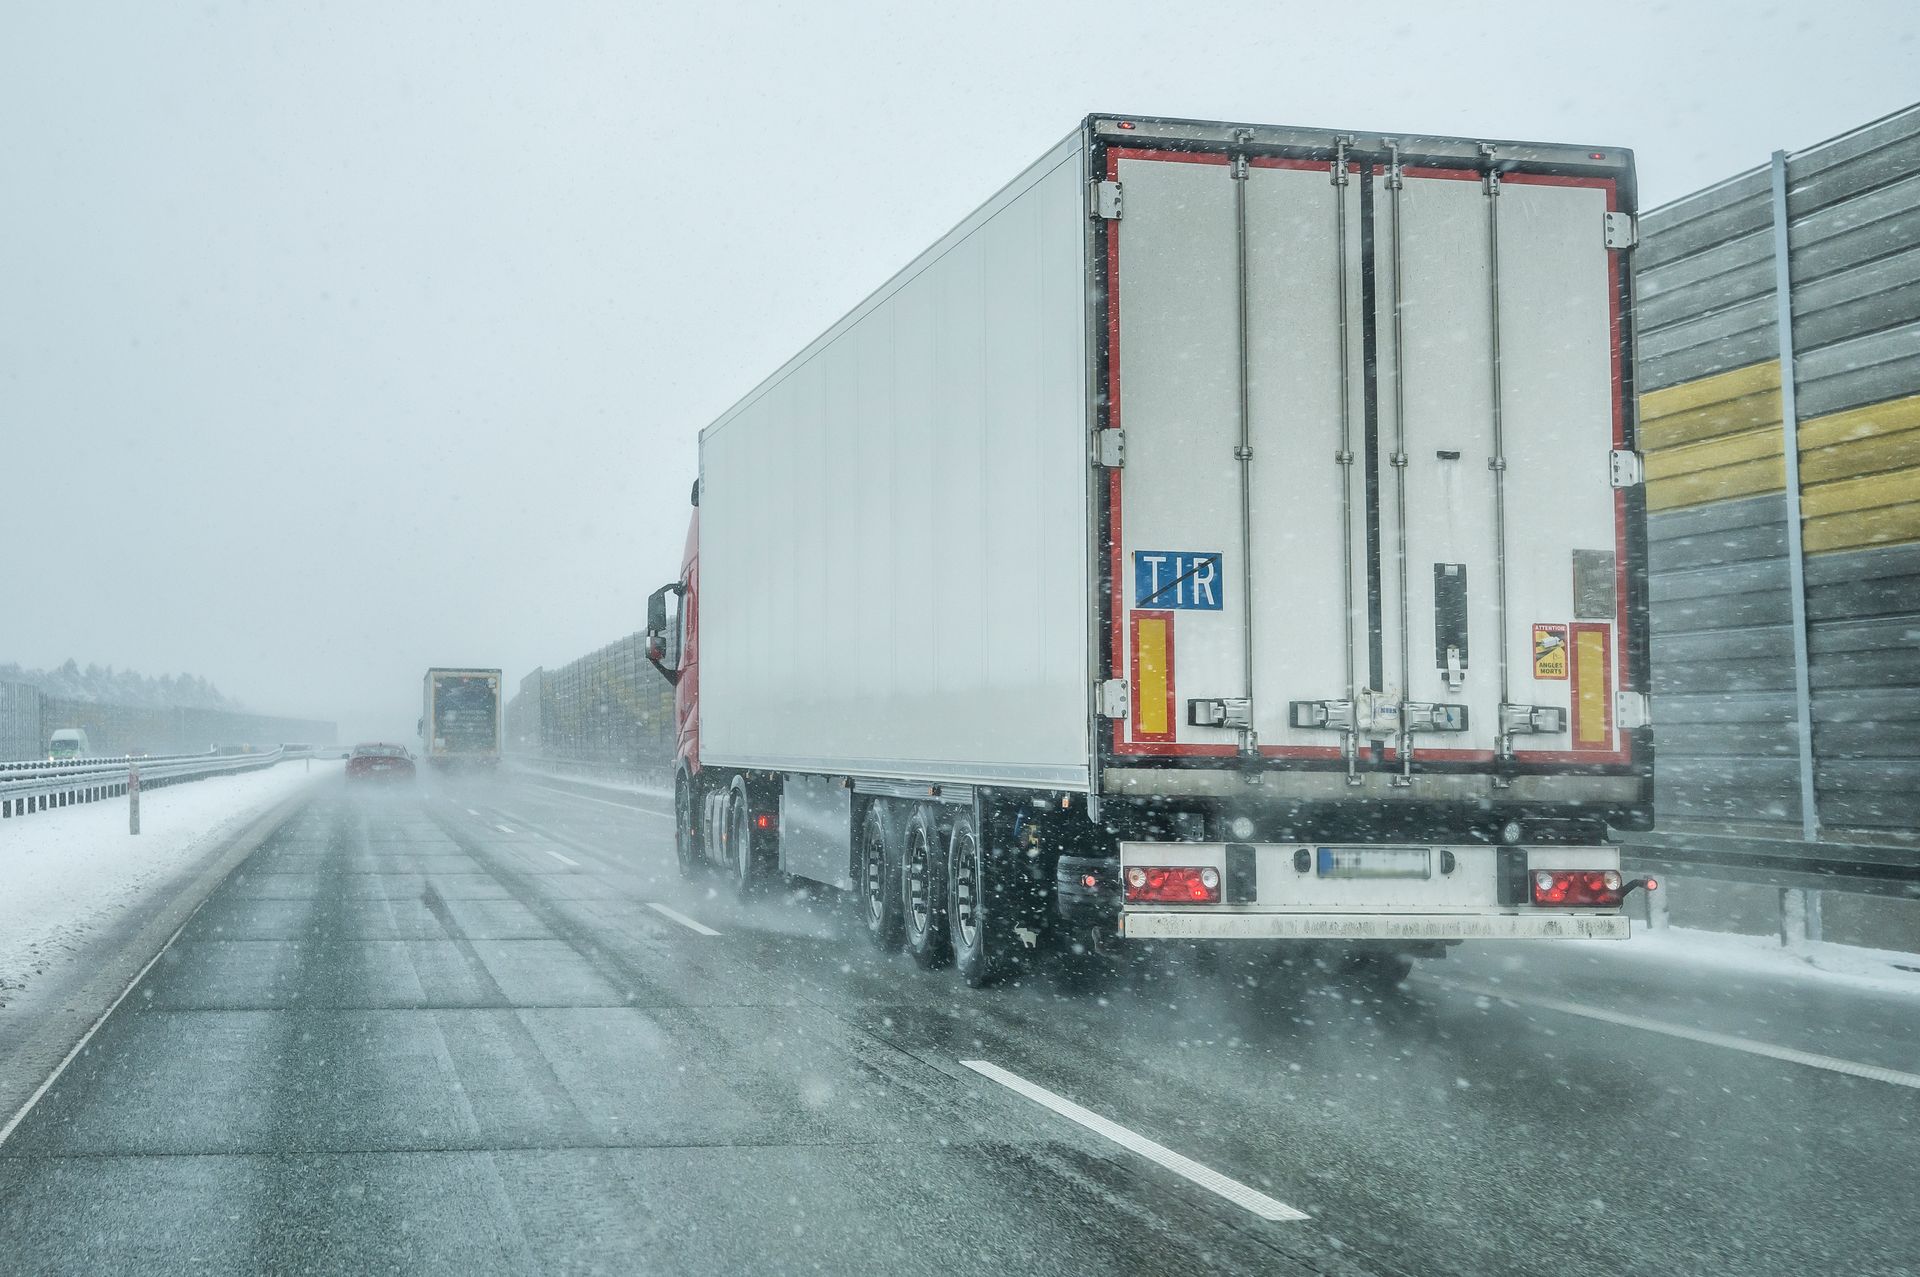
[858, 801, 903, 951]
[948, 809, 1016, 988]
[901, 804, 949, 968]
[724, 778, 759, 899]
[673, 773, 701, 878]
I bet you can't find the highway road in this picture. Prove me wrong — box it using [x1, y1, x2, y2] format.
[2, 773, 1917, 1275]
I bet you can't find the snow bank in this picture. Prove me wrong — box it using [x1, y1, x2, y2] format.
[1578, 924, 1920, 1001]
[0, 761, 335, 1006]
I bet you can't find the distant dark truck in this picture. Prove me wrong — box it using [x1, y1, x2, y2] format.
[419, 668, 502, 769]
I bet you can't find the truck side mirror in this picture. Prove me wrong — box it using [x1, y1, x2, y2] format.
[645, 582, 684, 685]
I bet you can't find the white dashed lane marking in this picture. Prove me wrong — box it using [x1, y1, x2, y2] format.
[960, 1059, 1309, 1222]
[646, 903, 720, 936]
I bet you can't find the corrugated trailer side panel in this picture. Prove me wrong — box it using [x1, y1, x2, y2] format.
[698, 133, 1092, 788]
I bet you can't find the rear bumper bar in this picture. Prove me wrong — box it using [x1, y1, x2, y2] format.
[1121, 911, 1629, 941]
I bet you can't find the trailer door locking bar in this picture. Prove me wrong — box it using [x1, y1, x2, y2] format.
[1401, 702, 1470, 733]
[1289, 692, 1466, 736]
[1499, 703, 1566, 736]
[1189, 697, 1252, 730]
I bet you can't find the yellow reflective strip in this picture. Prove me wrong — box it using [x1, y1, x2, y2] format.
[1575, 630, 1609, 746]
[1136, 617, 1169, 738]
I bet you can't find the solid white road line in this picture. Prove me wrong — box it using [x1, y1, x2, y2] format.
[0, 908, 199, 1151]
[522, 781, 674, 819]
[959, 1059, 1310, 1223]
[542, 848, 580, 868]
[494, 823, 515, 834]
[1447, 981, 1920, 1091]
[646, 902, 720, 936]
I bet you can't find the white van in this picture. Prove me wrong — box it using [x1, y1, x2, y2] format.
[48, 728, 91, 760]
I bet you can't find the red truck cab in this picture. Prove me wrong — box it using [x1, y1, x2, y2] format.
[646, 485, 701, 782]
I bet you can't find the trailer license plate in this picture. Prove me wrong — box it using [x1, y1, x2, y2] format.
[1316, 848, 1432, 880]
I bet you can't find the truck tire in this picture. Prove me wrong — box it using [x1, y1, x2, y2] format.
[948, 809, 1017, 988]
[674, 773, 701, 878]
[900, 804, 949, 969]
[858, 801, 903, 952]
[725, 778, 758, 899]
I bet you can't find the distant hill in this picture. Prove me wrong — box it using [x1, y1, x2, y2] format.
[0, 660, 243, 711]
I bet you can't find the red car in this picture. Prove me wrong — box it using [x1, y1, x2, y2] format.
[346, 742, 415, 782]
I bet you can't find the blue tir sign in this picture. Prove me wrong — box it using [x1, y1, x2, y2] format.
[1133, 551, 1224, 610]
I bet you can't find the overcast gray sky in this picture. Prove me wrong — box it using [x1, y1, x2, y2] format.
[2, 0, 1915, 742]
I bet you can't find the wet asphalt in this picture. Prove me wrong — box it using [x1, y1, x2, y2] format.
[1, 774, 1916, 1275]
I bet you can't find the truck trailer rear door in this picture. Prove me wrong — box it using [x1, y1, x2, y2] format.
[1104, 140, 1631, 777]
[1375, 160, 1629, 771]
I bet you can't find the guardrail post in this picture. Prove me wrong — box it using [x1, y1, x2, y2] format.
[1645, 881, 1671, 931]
[129, 761, 141, 835]
[1779, 888, 1821, 956]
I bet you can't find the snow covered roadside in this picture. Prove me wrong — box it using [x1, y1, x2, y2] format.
[1572, 923, 1920, 1001]
[0, 760, 337, 1008]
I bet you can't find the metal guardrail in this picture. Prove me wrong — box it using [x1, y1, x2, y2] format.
[1621, 824, 1920, 900]
[0, 748, 286, 819]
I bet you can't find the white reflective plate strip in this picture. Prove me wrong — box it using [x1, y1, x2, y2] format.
[959, 1059, 1309, 1222]
[542, 848, 580, 868]
[1443, 982, 1920, 1091]
[646, 902, 720, 936]
[1123, 912, 1629, 941]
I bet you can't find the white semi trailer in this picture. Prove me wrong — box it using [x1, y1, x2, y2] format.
[646, 113, 1655, 987]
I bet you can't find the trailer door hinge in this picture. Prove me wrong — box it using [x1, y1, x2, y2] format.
[1616, 691, 1652, 730]
[1093, 180, 1123, 221]
[1604, 211, 1637, 249]
[1609, 448, 1645, 489]
[1097, 679, 1130, 719]
[1095, 428, 1125, 468]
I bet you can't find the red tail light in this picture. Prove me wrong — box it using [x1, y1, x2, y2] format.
[1124, 865, 1221, 904]
[754, 813, 772, 830]
[1532, 869, 1624, 908]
